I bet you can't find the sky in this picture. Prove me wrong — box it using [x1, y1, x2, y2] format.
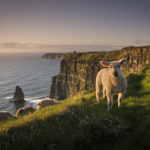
[0, 0, 150, 53]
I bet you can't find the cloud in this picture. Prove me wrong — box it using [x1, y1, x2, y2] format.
[0, 42, 124, 53]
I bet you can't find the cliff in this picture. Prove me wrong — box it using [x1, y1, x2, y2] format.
[41, 53, 67, 60]
[50, 45, 150, 100]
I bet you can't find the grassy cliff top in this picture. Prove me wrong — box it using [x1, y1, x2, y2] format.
[1, 67, 150, 150]
[64, 45, 150, 62]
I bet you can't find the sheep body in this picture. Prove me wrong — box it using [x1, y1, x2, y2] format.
[96, 59, 127, 110]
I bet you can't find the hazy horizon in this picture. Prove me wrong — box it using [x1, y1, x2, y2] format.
[0, 0, 150, 53]
[0, 43, 125, 53]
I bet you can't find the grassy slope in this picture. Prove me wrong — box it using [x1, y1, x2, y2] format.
[1, 68, 150, 150]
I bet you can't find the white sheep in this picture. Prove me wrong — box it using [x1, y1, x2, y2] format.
[96, 58, 127, 111]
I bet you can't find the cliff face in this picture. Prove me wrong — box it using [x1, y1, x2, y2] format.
[50, 46, 150, 100]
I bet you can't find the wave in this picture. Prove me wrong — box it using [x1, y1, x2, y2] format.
[5, 96, 13, 99]
[25, 96, 50, 105]
[5, 95, 51, 106]
[5, 95, 50, 100]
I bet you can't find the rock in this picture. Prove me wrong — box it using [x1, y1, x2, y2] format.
[35, 100, 57, 110]
[13, 86, 24, 102]
[16, 106, 35, 117]
[0, 111, 16, 121]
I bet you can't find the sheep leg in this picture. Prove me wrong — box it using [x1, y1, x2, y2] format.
[118, 92, 123, 107]
[111, 95, 113, 104]
[107, 94, 113, 111]
[103, 89, 106, 99]
[96, 85, 101, 103]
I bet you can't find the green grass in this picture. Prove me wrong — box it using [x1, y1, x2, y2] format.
[1, 68, 150, 150]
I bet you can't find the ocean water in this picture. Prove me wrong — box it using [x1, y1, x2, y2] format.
[0, 53, 60, 114]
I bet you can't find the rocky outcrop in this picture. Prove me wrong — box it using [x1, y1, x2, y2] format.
[16, 106, 35, 117]
[35, 100, 58, 110]
[13, 86, 24, 102]
[41, 53, 67, 60]
[50, 45, 150, 100]
[0, 111, 16, 121]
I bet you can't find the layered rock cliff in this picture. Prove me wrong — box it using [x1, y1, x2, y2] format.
[50, 46, 150, 100]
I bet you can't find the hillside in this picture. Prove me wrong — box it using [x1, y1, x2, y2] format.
[50, 45, 150, 100]
[0, 67, 150, 150]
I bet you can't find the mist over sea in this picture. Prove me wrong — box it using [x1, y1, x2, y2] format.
[0, 53, 60, 114]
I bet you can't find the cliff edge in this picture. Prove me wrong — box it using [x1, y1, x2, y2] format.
[41, 53, 67, 60]
[50, 46, 150, 100]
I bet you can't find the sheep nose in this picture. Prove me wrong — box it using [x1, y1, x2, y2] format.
[114, 72, 118, 77]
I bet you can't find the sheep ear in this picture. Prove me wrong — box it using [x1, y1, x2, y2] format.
[100, 61, 110, 67]
[118, 58, 127, 65]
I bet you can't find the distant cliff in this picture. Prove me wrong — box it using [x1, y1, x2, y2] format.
[41, 53, 67, 60]
[50, 46, 150, 100]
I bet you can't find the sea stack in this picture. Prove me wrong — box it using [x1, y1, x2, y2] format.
[13, 86, 25, 102]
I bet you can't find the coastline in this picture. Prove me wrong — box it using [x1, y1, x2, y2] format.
[0, 54, 60, 114]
